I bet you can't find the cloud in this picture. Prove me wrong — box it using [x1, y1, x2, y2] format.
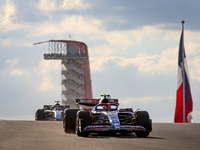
[2, 59, 60, 92]
[102, 24, 166, 44]
[4, 59, 30, 76]
[34, 0, 90, 11]
[185, 41, 200, 56]
[6, 59, 18, 66]
[90, 46, 178, 75]
[184, 41, 200, 82]
[0, 38, 12, 46]
[0, 0, 16, 22]
[9, 69, 29, 76]
[90, 56, 116, 72]
[193, 111, 200, 116]
[134, 47, 178, 75]
[37, 60, 60, 74]
[91, 45, 199, 79]
[89, 26, 200, 79]
[0, 38, 33, 47]
[37, 76, 55, 91]
[119, 95, 174, 104]
[29, 15, 103, 36]
[105, 31, 134, 46]
[190, 57, 200, 82]
[89, 45, 118, 57]
[33, 60, 60, 91]
[0, 0, 21, 32]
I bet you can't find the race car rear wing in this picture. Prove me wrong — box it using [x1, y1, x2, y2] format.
[43, 105, 52, 109]
[76, 99, 119, 106]
[43, 105, 70, 109]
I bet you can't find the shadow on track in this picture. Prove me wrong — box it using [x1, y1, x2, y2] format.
[146, 136, 166, 140]
[86, 133, 165, 139]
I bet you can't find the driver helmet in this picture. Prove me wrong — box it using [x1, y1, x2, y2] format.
[102, 105, 108, 110]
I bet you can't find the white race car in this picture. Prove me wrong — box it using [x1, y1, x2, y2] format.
[35, 101, 70, 121]
[63, 95, 152, 137]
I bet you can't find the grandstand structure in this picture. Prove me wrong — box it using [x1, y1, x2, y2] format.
[34, 40, 93, 108]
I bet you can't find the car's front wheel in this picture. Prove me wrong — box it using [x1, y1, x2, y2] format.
[63, 109, 79, 133]
[75, 111, 90, 137]
[135, 111, 152, 137]
[35, 109, 45, 120]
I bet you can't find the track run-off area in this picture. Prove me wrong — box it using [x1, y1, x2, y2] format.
[0, 121, 200, 150]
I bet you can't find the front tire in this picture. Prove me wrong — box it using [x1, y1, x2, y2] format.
[63, 109, 79, 133]
[135, 111, 152, 137]
[75, 111, 91, 137]
[35, 109, 45, 120]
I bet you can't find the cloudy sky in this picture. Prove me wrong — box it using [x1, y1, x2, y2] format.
[0, 0, 200, 122]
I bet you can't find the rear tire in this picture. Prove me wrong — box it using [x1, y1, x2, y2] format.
[75, 111, 90, 137]
[35, 109, 45, 120]
[63, 109, 79, 133]
[135, 111, 152, 137]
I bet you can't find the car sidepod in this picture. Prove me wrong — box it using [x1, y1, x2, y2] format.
[54, 110, 63, 120]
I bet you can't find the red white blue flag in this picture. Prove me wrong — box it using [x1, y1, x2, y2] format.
[174, 23, 193, 123]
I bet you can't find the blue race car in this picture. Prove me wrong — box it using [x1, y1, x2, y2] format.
[63, 95, 152, 137]
[35, 101, 70, 121]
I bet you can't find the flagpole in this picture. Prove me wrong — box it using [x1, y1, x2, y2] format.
[182, 20, 185, 123]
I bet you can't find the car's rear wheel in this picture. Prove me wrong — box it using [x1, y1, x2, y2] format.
[135, 111, 152, 137]
[75, 111, 90, 137]
[63, 109, 79, 133]
[35, 109, 45, 120]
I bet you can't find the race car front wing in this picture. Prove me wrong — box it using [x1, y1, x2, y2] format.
[83, 125, 146, 132]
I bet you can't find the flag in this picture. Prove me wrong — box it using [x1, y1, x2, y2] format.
[174, 22, 193, 123]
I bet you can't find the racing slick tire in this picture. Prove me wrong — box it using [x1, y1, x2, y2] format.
[75, 111, 91, 137]
[135, 111, 152, 137]
[63, 109, 79, 133]
[35, 109, 45, 120]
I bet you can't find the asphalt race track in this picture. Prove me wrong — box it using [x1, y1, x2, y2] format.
[0, 121, 200, 150]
